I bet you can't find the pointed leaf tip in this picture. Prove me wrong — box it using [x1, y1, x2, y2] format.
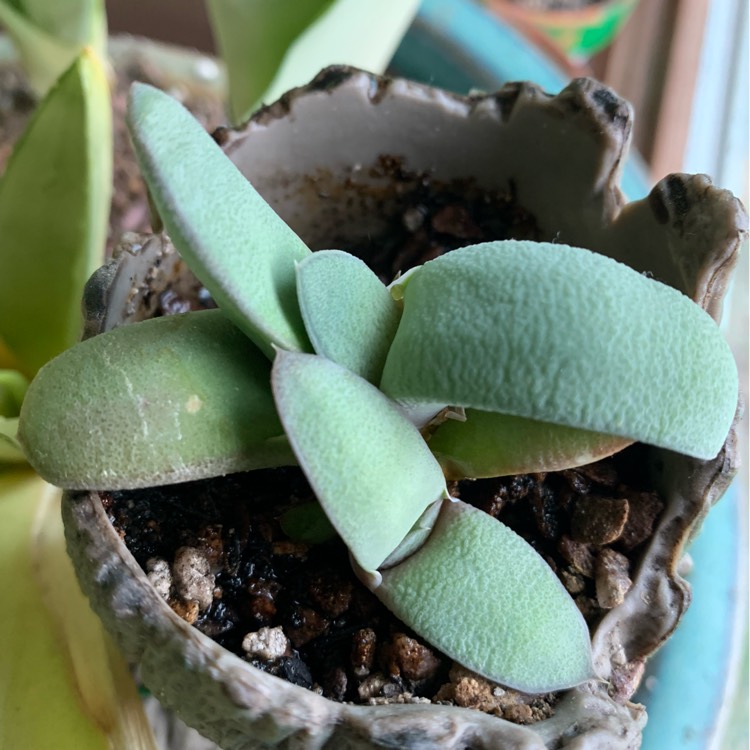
[378, 499, 594, 692]
[272, 351, 446, 571]
[126, 83, 312, 358]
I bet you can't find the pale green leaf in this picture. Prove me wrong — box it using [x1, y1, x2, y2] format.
[127, 83, 312, 358]
[19, 310, 294, 489]
[0, 369, 27, 417]
[381, 241, 738, 460]
[272, 350, 447, 572]
[429, 409, 632, 479]
[0, 416, 26, 463]
[377, 499, 593, 692]
[0, 1, 106, 95]
[0, 49, 112, 377]
[30, 482, 159, 750]
[0, 471, 157, 750]
[257, 0, 420, 117]
[17, 0, 105, 48]
[206, 0, 420, 124]
[205, 0, 335, 124]
[297, 250, 401, 383]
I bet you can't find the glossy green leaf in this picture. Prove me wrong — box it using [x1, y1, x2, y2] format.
[127, 83, 312, 358]
[429, 409, 632, 479]
[297, 250, 401, 383]
[377, 499, 594, 692]
[206, 0, 420, 124]
[205, 0, 334, 124]
[272, 350, 447, 572]
[0, 471, 157, 750]
[19, 310, 294, 489]
[0, 416, 25, 463]
[381, 241, 738, 460]
[0, 0, 106, 95]
[0, 49, 111, 378]
[0, 369, 27, 417]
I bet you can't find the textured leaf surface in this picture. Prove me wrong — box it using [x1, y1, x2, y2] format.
[297, 250, 401, 383]
[378, 499, 593, 692]
[430, 409, 631, 479]
[0, 50, 111, 377]
[19, 311, 293, 489]
[273, 351, 446, 571]
[381, 241, 738, 459]
[0, 472, 157, 750]
[127, 83, 311, 358]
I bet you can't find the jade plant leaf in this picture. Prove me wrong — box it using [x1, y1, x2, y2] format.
[272, 350, 447, 572]
[206, 0, 420, 124]
[0, 0, 106, 95]
[429, 409, 632, 480]
[0, 49, 111, 378]
[127, 83, 312, 358]
[377, 499, 594, 692]
[297, 250, 401, 383]
[381, 241, 738, 460]
[0, 417, 25, 463]
[19, 311, 294, 489]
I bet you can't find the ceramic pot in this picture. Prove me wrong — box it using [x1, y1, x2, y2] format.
[63, 68, 746, 749]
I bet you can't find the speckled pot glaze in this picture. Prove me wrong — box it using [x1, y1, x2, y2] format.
[63, 68, 746, 749]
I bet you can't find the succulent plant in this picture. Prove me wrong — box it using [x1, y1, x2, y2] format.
[18, 80, 739, 700]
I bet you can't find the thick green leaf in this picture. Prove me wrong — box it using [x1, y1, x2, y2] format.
[381, 241, 738, 460]
[19, 310, 294, 489]
[17, 0, 105, 47]
[206, 0, 420, 124]
[0, 472, 157, 750]
[0, 369, 27, 417]
[272, 350, 447, 571]
[127, 83, 312, 358]
[205, 0, 335, 124]
[0, 0, 106, 95]
[429, 409, 632, 479]
[0, 416, 25, 463]
[0, 49, 111, 377]
[297, 250, 401, 383]
[377, 499, 593, 692]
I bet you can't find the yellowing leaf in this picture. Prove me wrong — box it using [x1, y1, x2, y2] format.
[0, 49, 112, 378]
[0, 471, 156, 750]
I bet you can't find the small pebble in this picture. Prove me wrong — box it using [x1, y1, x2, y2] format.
[595, 548, 632, 609]
[172, 546, 215, 611]
[146, 557, 171, 600]
[242, 626, 289, 661]
[571, 496, 629, 546]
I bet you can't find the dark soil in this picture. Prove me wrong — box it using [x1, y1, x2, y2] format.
[106, 447, 662, 720]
